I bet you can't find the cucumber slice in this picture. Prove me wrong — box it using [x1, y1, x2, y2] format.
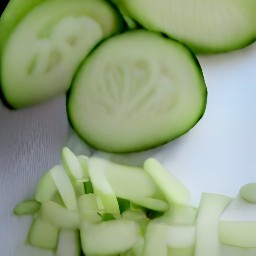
[155, 206, 196, 255]
[219, 196, 256, 248]
[35, 168, 58, 203]
[194, 193, 232, 256]
[68, 30, 207, 153]
[88, 157, 120, 215]
[144, 158, 191, 205]
[1, 0, 123, 108]
[13, 199, 40, 215]
[62, 147, 85, 180]
[78, 155, 89, 179]
[120, 0, 256, 53]
[56, 229, 80, 256]
[93, 157, 158, 202]
[80, 219, 140, 255]
[28, 216, 59, 250]
[167, 247, 194, 256]
[50, 165, 77, 211]
[143, 221, 168, 256]
[78, 194, 102, 224]
[41, 201, 79, 229]
[162, 205, 197, 225]
[122, 209, 149, 232]
[125, 237, 145, 256]
[61, 147, 88, 196]
[166, 226, 195, 256]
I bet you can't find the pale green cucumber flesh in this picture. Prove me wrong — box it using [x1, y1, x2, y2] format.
[62, 147, 85, 180]
[167, 247, 194, 256]
[0, 0, 45, 52]
[194, 193, 232, 256]
[56, 229, 80, 256]
[239, 183, 256, 204]
[78, 155, 90, 179]
[50, 165, 78, 211]
[91, 157, 158, 201]
[88, 157, 120, 215]
[166, 225, 195, 249]
[78, 194, 102, 224]
[13, 199, 40, 215]
[147, 206, 196, 255]
[1, 0, 122, 108]
[80, 219, 139, 255]
[121, 0, 256, 53]
[41, 201, 79, 229]
[219, 197, 256, 248]
[125, 237, 145, 256]
[28, 217, 59, 250]
[61, 147, 87, 196]
[143, 222, 168, 256]
[144, 158, 191, 205]
[35, 169, 58, 203]
[220, 222, 256, 248]
[162, 205, 197, 225]
[68, 30, 206, 153]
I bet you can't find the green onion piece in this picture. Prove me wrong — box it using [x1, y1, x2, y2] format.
[84, 181, 94, 194]
[117, 198, 130, 214]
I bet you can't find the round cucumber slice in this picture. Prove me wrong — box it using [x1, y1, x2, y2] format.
[120, 0, 256, 53]
[1, 0, 123, 108]
[68, 30, 207, 153]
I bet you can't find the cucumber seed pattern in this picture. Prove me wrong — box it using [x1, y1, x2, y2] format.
[93, 60, 177, 121]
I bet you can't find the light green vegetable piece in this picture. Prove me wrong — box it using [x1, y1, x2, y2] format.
[50, 165, 77, 211]
[0, 0, 45, 52]
[143, 158, 190, 205]
[41, 201, 79, 229]
[194, 193, 232, 256]
[219, 196, 256, 248]
[62, 147, 85, 180]
[87, 157, 120, 215]
[80, 219, 140, 255]
[56, 229, 80, 256]
[35, 169, 58, 203]
[28, 216, 59, 250]
[239, 183, 256, 204]
[13, 199, 40, 215]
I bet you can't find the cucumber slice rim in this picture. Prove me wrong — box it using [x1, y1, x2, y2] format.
[120, 0, 256, 54]
[67, 29, 207, 153]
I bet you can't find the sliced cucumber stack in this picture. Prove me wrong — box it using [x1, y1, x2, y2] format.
[120, 0, 256, 53]
[0, 0, 122, 108]
[68, 30, 207, 153]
